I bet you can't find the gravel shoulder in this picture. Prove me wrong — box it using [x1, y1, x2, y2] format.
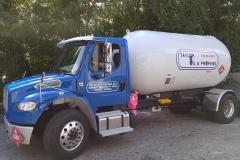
[1, 109, 240, 160]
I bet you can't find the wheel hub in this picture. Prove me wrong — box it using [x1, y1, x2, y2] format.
[60, 121, 84, 151]
[223, 100, 234, 118]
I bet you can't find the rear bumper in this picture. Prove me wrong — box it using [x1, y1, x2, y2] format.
[4, 116, 33, 145]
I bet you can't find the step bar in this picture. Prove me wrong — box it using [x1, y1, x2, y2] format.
[96, 110, 134, 137]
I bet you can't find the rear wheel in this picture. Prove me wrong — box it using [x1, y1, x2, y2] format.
[43, 109, 90, 160]
[237, 103, 240, 117]
[168, 104, 192, 114]
[214, 93, 237, 124]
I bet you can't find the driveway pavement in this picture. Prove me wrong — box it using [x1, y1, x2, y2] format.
[1, 109, 240, 160]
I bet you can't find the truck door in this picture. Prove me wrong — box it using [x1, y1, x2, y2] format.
[82, 39, 130, 110]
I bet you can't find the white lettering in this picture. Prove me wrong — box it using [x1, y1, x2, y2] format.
[87, 81, 119, 93]
[13, 134, 20, 140]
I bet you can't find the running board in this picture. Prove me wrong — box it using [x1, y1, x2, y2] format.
[96, 110, 134, 137]
[99, 126, 134, 137]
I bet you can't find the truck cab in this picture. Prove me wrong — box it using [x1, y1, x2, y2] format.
[4, 36, 133, 159]
[56, 36, 131, 112]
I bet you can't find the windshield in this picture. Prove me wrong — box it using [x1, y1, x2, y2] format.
[54, 42, 87, 75]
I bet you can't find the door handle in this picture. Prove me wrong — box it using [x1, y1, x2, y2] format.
[119, 81, 125, 91]
[92, 72, 105, 79]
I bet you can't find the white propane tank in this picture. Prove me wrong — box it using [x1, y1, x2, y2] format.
[123, 30, 231, 95]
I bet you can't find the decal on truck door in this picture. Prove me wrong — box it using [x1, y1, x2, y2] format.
[176, 49, 219, 70]
[86, 81, 119, 93]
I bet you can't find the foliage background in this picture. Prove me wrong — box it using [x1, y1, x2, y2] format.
[0, 0, 240, 100]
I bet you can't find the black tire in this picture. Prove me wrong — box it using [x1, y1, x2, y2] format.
[214, 93, 237, 124]
[237, 103, 240, 117]
[168, 104, 192, 114]
[43, 109, 90, 160]
[205, 110, 216, 122]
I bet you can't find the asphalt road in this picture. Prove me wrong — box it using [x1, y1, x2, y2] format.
[1, 109, 240, 160]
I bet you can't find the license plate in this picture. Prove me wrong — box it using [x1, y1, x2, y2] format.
[11, 127, 23, 147]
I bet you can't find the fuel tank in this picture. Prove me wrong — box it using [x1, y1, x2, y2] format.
[123, 30, 231, 95]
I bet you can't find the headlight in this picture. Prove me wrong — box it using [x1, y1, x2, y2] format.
[14, 102, 36, 111]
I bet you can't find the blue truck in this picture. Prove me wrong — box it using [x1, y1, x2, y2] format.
[3, 30, 240, 159]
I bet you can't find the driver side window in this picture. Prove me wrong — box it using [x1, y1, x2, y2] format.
[90, 43, 121, 72]
[90, 44, 104, 72]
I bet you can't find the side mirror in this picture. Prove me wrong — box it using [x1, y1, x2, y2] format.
[105, 63, 112, 74]
[104, 43, 112, 63]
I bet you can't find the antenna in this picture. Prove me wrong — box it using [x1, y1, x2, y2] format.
[22, 71, 26, 78]
[40, 72, 45, 102]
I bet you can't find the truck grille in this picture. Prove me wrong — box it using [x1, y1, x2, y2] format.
[3, 88, 8, 111]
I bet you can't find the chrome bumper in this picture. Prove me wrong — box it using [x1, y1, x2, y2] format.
[4, 116, 33, 145]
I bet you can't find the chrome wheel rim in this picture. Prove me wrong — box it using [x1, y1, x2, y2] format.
[223, 100, 234, 118]
[60, 121, 84, 151]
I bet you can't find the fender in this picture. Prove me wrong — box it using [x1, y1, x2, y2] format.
[39, 89, 97, 131]
[7, 88, 97, 131]
[202, 88, 238, 111]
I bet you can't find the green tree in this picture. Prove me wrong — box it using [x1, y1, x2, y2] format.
[207, 0, 240, 72]
[1, 0, 240, 102]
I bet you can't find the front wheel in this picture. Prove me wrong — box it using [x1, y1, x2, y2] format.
[43, 109, 90, 160]
[214, 93, 237, 124]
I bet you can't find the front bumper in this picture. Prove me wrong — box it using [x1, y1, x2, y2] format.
[4, 116, 33, 145]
